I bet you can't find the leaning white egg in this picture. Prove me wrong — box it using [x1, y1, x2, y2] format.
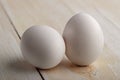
[63, 13, 104, 66]
[21, 26, 65, 69]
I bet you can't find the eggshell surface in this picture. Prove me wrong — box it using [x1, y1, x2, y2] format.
[21, 26, 65, 69]
[63, 13, 104, 66]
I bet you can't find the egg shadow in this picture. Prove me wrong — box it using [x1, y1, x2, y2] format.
[38, 56, 95, 75]
[7, 57, 35, 73]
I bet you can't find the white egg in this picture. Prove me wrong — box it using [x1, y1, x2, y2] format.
[63, 13, 104, 66]
[21, 26, 65, 69]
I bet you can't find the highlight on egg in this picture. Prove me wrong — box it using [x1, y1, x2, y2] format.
[21, 25, 65, 69]
[63, 13, 104, 66]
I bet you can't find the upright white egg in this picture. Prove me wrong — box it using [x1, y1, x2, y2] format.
[63, 13, 104, 66]
[21, 26, 65, 69]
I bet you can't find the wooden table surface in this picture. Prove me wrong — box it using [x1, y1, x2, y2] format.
[0, 0, 120, 80]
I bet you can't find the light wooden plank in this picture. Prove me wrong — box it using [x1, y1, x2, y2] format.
[1, 0, 120, 80]
[0, 0, 73, 36]
[0, 3, 42, 80]
[90, 0, 120, 58]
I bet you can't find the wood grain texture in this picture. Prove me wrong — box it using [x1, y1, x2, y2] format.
[0, 0, 120, 80]
[0, 3, 42, 80]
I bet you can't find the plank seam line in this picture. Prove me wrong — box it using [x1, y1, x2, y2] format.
[36, 67, 45, 80]
[0, 2, 45, 80]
